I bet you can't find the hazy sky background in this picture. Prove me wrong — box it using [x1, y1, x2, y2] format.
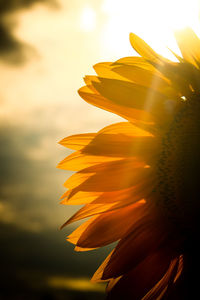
[1, 0, 200, 299]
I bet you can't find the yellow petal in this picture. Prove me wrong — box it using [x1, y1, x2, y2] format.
[59, 133, 96, 150]
[93, 62, 128, 81]
[92, 78, 166, 115]
[112, 56, 155, 72]
[91, 78, 170, 125]
[78, 86, 153, 123]
[83, 76, 100, 93]
[129, 33, 168, 63]
[175, 28, 200, 68]
[112, 65, 175, 98]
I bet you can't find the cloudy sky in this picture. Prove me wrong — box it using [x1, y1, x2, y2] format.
[1, 0, 200, 299]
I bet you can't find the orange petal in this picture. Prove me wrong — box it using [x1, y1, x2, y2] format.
[98, 121, 152, 136]
[142, 256, 181, 300]
[82, 135, 159, 158]
[92, 250, 114, 282]
[70, 201, 147, 249]
[61, 197, 147, 229]
[64, 159, 152, 192]
[61, 180, 152, 205]
[105, 250, 175, 300]
[60, 202, 116, 229]
[57, 151, 120, 171]
[67, 216, 97, 245]
[60, 190, 102, 205]
[101, 218, 167, 280]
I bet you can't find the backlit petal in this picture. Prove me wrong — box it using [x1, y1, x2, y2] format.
[175, 28, 200, 68]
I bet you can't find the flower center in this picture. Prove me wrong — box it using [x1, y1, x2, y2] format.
[156, 95, 200, 235]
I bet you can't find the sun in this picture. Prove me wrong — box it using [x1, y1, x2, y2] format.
[80, 5, 96, 32]
[101, 0, 200, 58]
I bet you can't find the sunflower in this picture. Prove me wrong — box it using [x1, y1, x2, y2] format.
[58, 28, 200, 299]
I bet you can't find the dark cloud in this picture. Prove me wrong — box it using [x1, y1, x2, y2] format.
[0, 122, 111, 298]
[0, 223, 108, 300]
[0, 0, 59, 65]
[0, 0, 58, 12]
[0, 122, 69, 230]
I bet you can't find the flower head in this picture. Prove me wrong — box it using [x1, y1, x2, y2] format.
[58, 28, 200, 299]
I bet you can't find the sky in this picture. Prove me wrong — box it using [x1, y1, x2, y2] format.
[1, 0, 200, 299]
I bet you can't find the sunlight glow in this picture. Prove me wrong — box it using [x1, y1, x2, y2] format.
[48, 276, 105, 292]
[101, 0, 200, 58]
[80, 6, 96, 32]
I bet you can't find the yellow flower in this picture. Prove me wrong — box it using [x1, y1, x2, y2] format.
[58, 28, 200, 299]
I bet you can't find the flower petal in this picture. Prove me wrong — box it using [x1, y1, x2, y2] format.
[62, 180, 153, 206]
[141, 256, 181, 300]
[60, 190, 102, 205]
[100, 218, 166, 280]
[64, 159, 152, 192]
[112, 56, 155, 71]
[92, 78, 166, 119]
[105, 251, 176, 300]
[78, 86, 153, 123]
[98, 121, 152, 136]
[59, 133, 96, 150]
[67, 201, 147, 249]
[129, 33, 169, 63]
[93, 62, 128, 80]
[112, 65, 171, 94]
[57, 151, 120, 171]
[175, 28, 200, 67]
[61, 196, 147, 229]
[81, 135, 159, 158]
